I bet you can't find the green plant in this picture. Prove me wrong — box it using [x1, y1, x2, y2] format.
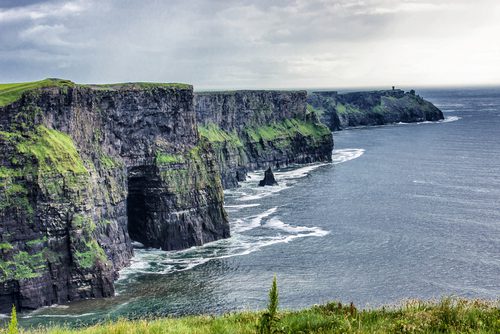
[259, 275, 282, 334]
[306, 104, 324, 117]
[155, 152, 184, 165]
[16, 125, 88, 175]
[8, 305, 18, 334]
[74, 240, 107, 269]
[3, 297, 500, 333]
[0, 242, 13, 251]
[198, 123, 243, 147]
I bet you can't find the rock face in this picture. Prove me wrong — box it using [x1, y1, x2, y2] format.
[0, 81, 229, 312]
[258, 167, 278, 187]
[195, 91, 333, 188]
[307, 89, 444, 131]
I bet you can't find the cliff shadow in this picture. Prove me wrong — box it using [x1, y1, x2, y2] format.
[126, 165, 161, 247]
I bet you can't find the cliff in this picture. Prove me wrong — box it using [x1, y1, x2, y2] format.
[0, 79, 229, 312]
[194, 91, 333, 188]
[307, 89, 444, 131]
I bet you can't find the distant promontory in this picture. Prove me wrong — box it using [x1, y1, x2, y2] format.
[307, 88, 444, 131]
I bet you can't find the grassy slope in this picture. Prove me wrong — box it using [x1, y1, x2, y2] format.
[86, 82, 192, 90]
[4, 299, 499, 334]
[0, 79, 191, 107]
[0, 79, 75, 107]
[198, 123, 244, 147]
[199, 119, 330, 144]
[244, 118, 331, 143]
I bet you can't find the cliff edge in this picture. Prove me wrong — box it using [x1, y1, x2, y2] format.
[195, 90, 333, 188]
[0, 79, 229, 312]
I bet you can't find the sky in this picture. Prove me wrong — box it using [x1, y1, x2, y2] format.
[0, 0, 499, 90]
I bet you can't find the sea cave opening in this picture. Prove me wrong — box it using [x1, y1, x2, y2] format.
[126, 166, 155, 246]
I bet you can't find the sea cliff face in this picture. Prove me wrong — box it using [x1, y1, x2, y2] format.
[307, 89, 444, 131]
[194, 91, 333, 188]
[0, 81, 229, 312]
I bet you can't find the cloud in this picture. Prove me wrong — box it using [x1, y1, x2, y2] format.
[0, 0, 499, 88]
[349, 0, 450, 15]
[0, 0, 52, 9]
[19, 24, 67, 46]
[0, 0, 85, 23]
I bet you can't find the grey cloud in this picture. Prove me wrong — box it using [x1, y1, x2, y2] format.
[0, 0, 498, 88]
[0, 0, 56, 9]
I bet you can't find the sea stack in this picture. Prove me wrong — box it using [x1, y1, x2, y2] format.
[259, 167, 278, 186]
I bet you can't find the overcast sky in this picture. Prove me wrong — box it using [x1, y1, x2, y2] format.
[1, 0, 499, 89]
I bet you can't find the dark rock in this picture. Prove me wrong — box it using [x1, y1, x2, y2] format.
[0, 83, 229, 312]
[194, 90, 334, 188]
[0, 84, 337, 312]
[258, 167, 278, 187]
[307, 89, 444, 131]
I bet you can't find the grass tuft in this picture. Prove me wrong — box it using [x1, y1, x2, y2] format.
[245, 118, 331, 143]
[16, 126, 88, 175]
[3, 298, 499, 333]
[198, 124, 243, 147]
[156, 152, 185, 165]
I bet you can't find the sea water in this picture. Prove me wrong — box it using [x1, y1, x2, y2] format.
[17, 87, 500, 327]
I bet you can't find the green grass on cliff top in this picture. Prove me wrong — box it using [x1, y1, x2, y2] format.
[0, 79, 74, 107]
[86, 82, 192, 91]
[4, 298, 499, 334]
[0, 79, 191, 107]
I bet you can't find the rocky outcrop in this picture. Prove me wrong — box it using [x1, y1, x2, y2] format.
[307, 89, 444, 131]
[258, 167, 278, 187]
[194, 91, 333, 188]
[0, 80, 229, 312]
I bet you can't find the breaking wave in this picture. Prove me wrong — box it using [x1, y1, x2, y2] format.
[441, 116, 462, 123]
[117, 147, 364, 285]
[331, 148, 365, 164]
[118, 205, 328, 285]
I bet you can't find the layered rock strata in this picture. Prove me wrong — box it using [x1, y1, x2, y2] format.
[0, 81, 229, 312]
[194, 91, 334, 188]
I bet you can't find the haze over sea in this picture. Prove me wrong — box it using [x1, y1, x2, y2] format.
[19, 87, 500, 327]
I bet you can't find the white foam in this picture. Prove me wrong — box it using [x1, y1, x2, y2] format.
[236, 183, 289, 202]
[274, 163, 328, 180]
[246, 171, 261, 180]
[22, 313, 96, 319]
[360, 116, 461, 128]
[224, 203, 261, 209]
[234, 159, 346, 202]
[21, 303, 72, 318]
[435, 103, 464, 108]
[117, 208, 329, 284]
[440, 116, 462, 123]
[265, 217, 329, 237]
[118, 157, 339, 284]
[331, 148, 365, 164]
[232, 207, 278, 233]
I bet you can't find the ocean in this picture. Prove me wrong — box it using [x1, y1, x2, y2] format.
[17, 87, 500, 327]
